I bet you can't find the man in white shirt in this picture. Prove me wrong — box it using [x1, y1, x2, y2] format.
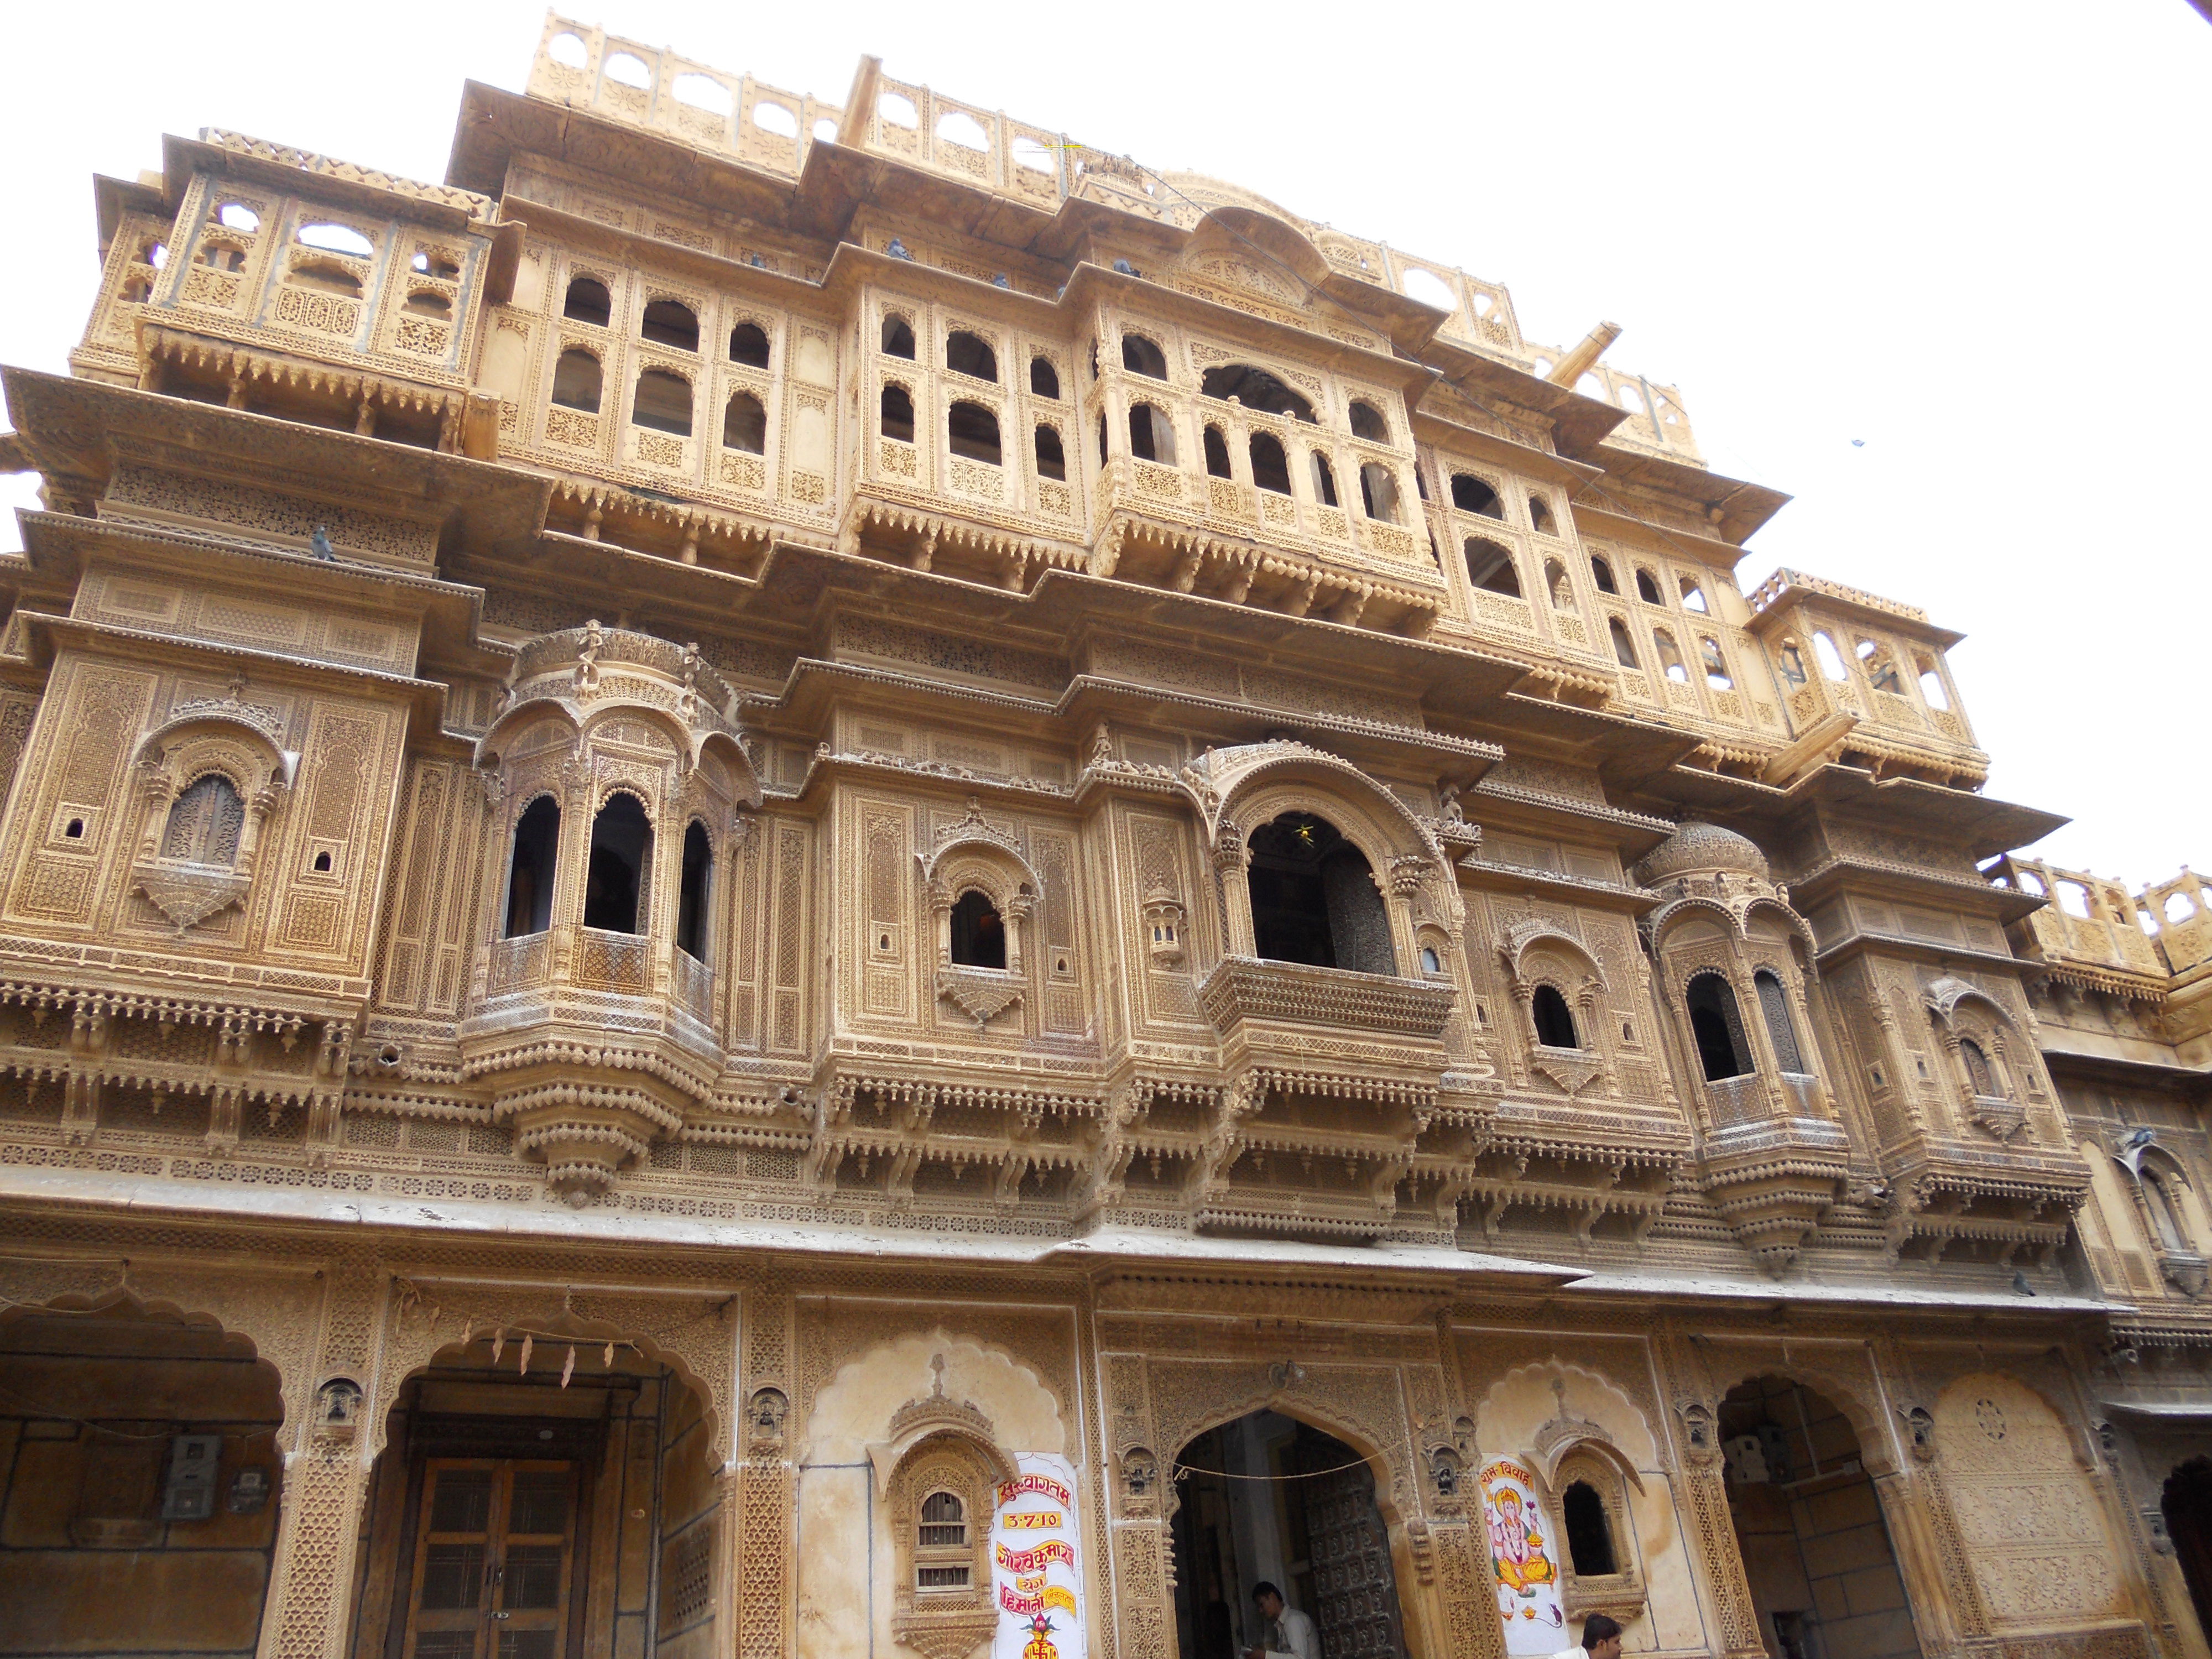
[1242, 1582, 1318, 1659]
[1552, 1613, 1625, 1659]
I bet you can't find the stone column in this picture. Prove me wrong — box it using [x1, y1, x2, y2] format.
[735, 1282, 795, 1659]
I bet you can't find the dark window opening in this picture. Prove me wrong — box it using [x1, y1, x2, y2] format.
[1249, 431, 1292, 495]
[504, 796, 560, 938]
[1451, 473, 1503, 518]
[1121, 334, 1168, 378]
[948, 400, 1002, 465]
[641, 299, 698, 351]
[1563, 1484, 1617, 1577]
[1778, 642, 1810, 687]
[1202, 425, 1232, 479]
[1034, 425, 1066, 481]
[632, 369, 693, 436]
[552, 348, 602, 413]
[676, 821, 712, 960]
[1465, 538, 1521, 597]
[1609, 618, 1640, 668]
[1348, 399, 1390, 442]
[161, 773, 246, 867]
[1029, 356, 1060, 398]
[1359, 463, 1400, 523]
[1246, 812, 1395, 975]
[1097, 411, 1109, 466]
[1128, 403, 1175, 465]
[919, 1490, 967, 1547]
[564, 276, 612, 326]
[1415, 469, 1429, 500]
[1755, 969, 1806, 1073]
[1311, 452, 1339, 507]
[311, 851, 333, 873]
[881, 384, 915, 443]
[1197, 363, 1315, 422]
[63, 818, 84, 838]
[946, 331, 998, 382]
[1591, 556, 1618, 594]
[882, 315, 916, 358]
[950, 889, 1006, 969]
[1687, 973, 1755, 1081]
[1530, 496, 1557, 534]
[1635, 567, 1663, 604]
[1532, 984, 1580, 1048]
[582, 794, 653, 935]
[728, 321, 770, 367]
[723, 391, 767, 452]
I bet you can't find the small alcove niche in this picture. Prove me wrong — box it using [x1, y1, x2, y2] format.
[1529, 1385, 1648, 1629]
[129, 711, 294, 933]
[1246, 811, 1394, 975]
[923, 804, 1042, 1028]
[877, 1359, 1015, 1659]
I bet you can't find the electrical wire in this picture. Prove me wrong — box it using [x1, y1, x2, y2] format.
[1171, 1453, 1375, 1483]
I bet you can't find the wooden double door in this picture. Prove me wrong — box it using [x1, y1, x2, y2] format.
[401, 1459, 578, 1659]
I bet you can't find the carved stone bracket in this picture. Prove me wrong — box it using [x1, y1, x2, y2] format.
[936, 967, 1024, 1029]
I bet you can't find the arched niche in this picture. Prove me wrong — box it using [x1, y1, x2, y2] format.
[127, 708, 296, 931]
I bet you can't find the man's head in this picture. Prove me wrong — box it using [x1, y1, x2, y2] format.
[1581, 1614, 1624, 1659]
[1252, 1582, 1284, 1620]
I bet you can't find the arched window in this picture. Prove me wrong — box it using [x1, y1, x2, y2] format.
[1754, 969, 1805, 1073]
[1634, 568, 1663, 604]
[641, 299, 699, 352]
[1121, 334, 1168, 379]
[1202, 425, 1232, 479]
[1915, 653, 1950, 709]
[1858, 638, 1904, 693]
[1687, 973, 1754, 1081]
[1420, 946, 1443, 974]
[728, 321, 770, 367]
[881, 314, 916, 358]
[1653, 630, 1689, 682]
[1310, 451, 1339, 507]
[403, 288, 453, 320]
[1700, 637, 1734, 690]
[1359, 463, 1400, 523]
[946, 330, 998, 382]
[1609, 618, 1639, 668]
[196, 241, 247, 273]
[1128, 403, 1175, 465]
[1197, 364, 1315, 421]
[551, 348, 603, 413]
[676, 821, 712, 960]
[563, 276, 612, 326]
[583, 794, 653, 935]
[413, 249, 460, 280]
[950, 890, 1006, 969]
[1247, 812, 1394, 975]
[1959, 1037, 1997, 1097]
[1034, 424, 1066, 481]
[286, 260, 361, 298]
[632, 369, 693, 436]
[1097, 411, 1109, 466]
[1813, 632, 1849, 681]
[1529, 496, 1557, 535]
[1562, 1483, 1618, 1577]
[1249, 431, 1291, 495]
[1776, 640, 1810, 687]
[1590, 555, 1618, 594]
[1029, 356, 1060, 398]
[1450, 474, 1503, 518]
[916, 1490, 970, 1589]
[722, 391, 766, 452]
[880, 383, 915, 443]
[161, 774, 246, 867]
[1465, 539, 1521, 597]
[1545, 558, 1573, 609]
[948, 401, 1002, 464]
[504, 797, 560, 938]
[2143, 1167, 2192, 1254]
[1531, 984, 1580, 1049]
[1348, 400, 1390, 442]
[1680, 575, 1708, 612]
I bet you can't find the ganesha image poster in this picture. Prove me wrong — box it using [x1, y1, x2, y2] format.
[1480, 1458, 1565, 1653]
[990, 1453, 1086, 1659]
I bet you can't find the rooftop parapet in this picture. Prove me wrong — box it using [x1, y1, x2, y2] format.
[1989, 855, 2167, 995]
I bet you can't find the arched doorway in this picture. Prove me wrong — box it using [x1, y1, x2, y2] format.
[1246, 812, 1395, 975]
[2165, 1457, 2212, 1636]
[1170, 1410, 1407, 1659]
[351, 1329, 719, 1659]
[1718, 1376, 1921, 1659]
[0, 1296, 286, 1656]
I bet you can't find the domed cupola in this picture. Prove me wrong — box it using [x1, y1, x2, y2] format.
[1636, 820, 1772, 889]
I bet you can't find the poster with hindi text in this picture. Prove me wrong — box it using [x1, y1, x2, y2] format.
[990, 1453, 1086, 1659]
[1480, 1457, 1566, 1654]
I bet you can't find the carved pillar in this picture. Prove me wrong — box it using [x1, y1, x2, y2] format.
[735, 1282, 795, 1659]
[1213, 827, 1254, 957]
[259, 1265, 389, 1659]
[1656, 1329, 1765, 1659]
[1385, 856, 1428, 975]
[1106, 1354, 1173, 1659]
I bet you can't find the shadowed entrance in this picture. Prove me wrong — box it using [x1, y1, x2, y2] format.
[1170, 1410, 1406, 1659]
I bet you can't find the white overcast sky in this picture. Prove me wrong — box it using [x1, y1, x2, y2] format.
[3, 3, 2206, 895]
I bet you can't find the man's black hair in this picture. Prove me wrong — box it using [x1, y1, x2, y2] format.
[1251, 1582, 1281, 1603]
[1582, 1615, 1624, 1650]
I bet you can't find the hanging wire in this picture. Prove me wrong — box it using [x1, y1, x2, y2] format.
[1172, 1453, 1375, 1483]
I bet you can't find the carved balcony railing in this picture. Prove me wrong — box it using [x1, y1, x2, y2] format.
[573, 927, 651, 995]
[486, 931, 553, 997]
[670, 947, 715, 1026]
[1198, 957, 1458, 1041]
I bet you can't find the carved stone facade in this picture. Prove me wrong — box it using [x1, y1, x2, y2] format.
[0, 15, 2205, 1659]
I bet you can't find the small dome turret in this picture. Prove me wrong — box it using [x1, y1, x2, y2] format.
[1637, 820, 1771, 887]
